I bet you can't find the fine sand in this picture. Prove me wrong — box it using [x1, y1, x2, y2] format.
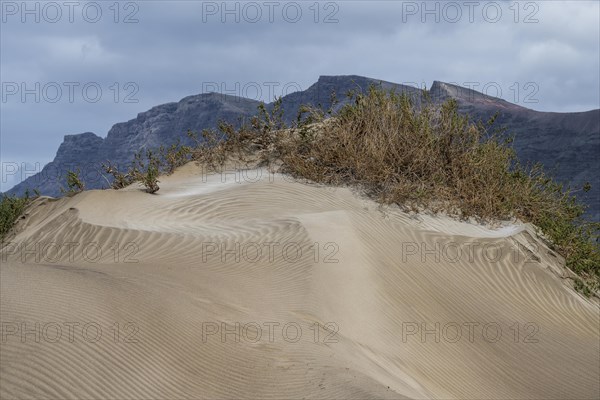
[1, 162, 599, 399]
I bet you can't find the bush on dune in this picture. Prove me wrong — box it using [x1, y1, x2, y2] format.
[102, 144, 191, 193]
[0, 191, 33, 243]
[192, 86, 599, 295]
[61, 169, 85, 196]
[2, 86, 597, 295]
[131, 149, 162, 194]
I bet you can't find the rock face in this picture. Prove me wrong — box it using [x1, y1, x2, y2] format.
[12, 132, 106, 196]
[103, 93, 261, 165]
[275, 75, 423, 121]
[6, 93, 261, 197]
[5, 75, 599, 220]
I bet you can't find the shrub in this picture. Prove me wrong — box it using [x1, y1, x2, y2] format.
[61, 169, 85, 196]
[159, 140, 192, 174]
[131, 149, 161, 194]
[0, 192, 31, 243]
[186, 86, 599, 295]
[101, 162, 136, 189]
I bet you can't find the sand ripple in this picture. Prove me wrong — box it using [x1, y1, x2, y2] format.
[1, 165, 598, 399]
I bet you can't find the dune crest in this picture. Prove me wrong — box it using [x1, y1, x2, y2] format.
[1, 162, 598, 399]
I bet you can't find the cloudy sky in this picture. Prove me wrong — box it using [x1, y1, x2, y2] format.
[1, 0, 599, 191]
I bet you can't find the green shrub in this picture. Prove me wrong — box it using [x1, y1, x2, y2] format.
[132, 149, 161, 194]
[101, 162, 136, 190]
[61, 169, 85, 196]
[0, 192, 31, 242]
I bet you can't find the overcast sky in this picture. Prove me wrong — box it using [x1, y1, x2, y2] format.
[1, 0, 599, 191]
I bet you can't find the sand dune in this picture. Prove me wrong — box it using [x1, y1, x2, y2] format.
[1, 162, 598, 399]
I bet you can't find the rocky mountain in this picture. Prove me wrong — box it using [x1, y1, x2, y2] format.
[274, 75, 423, 121]
[5, 93, 261, 197]
[4, 75, 599, 220]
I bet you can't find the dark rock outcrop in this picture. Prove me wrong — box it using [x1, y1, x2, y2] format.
[276, 75, 423, 121]
[6, 93, 260, 196]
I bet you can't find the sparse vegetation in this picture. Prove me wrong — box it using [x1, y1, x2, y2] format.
[0, 192, 32, 243]
[101, 161, 136, 190]
[131, 149, 161, 194]
[183, 86, 599, 295]
[102, 146, 185, 194]
[61, 169, 85, 196]
[8, 86, 597, 295]
[159, 140, 192, 174]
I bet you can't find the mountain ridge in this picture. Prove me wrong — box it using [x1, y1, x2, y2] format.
[4, 75, 599, 220]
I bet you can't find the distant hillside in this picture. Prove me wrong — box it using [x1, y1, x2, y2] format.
[4, 75, 599, 220]
[5, 93, 260, 197]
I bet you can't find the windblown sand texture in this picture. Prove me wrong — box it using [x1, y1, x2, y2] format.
[1, 162, 599, 399]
